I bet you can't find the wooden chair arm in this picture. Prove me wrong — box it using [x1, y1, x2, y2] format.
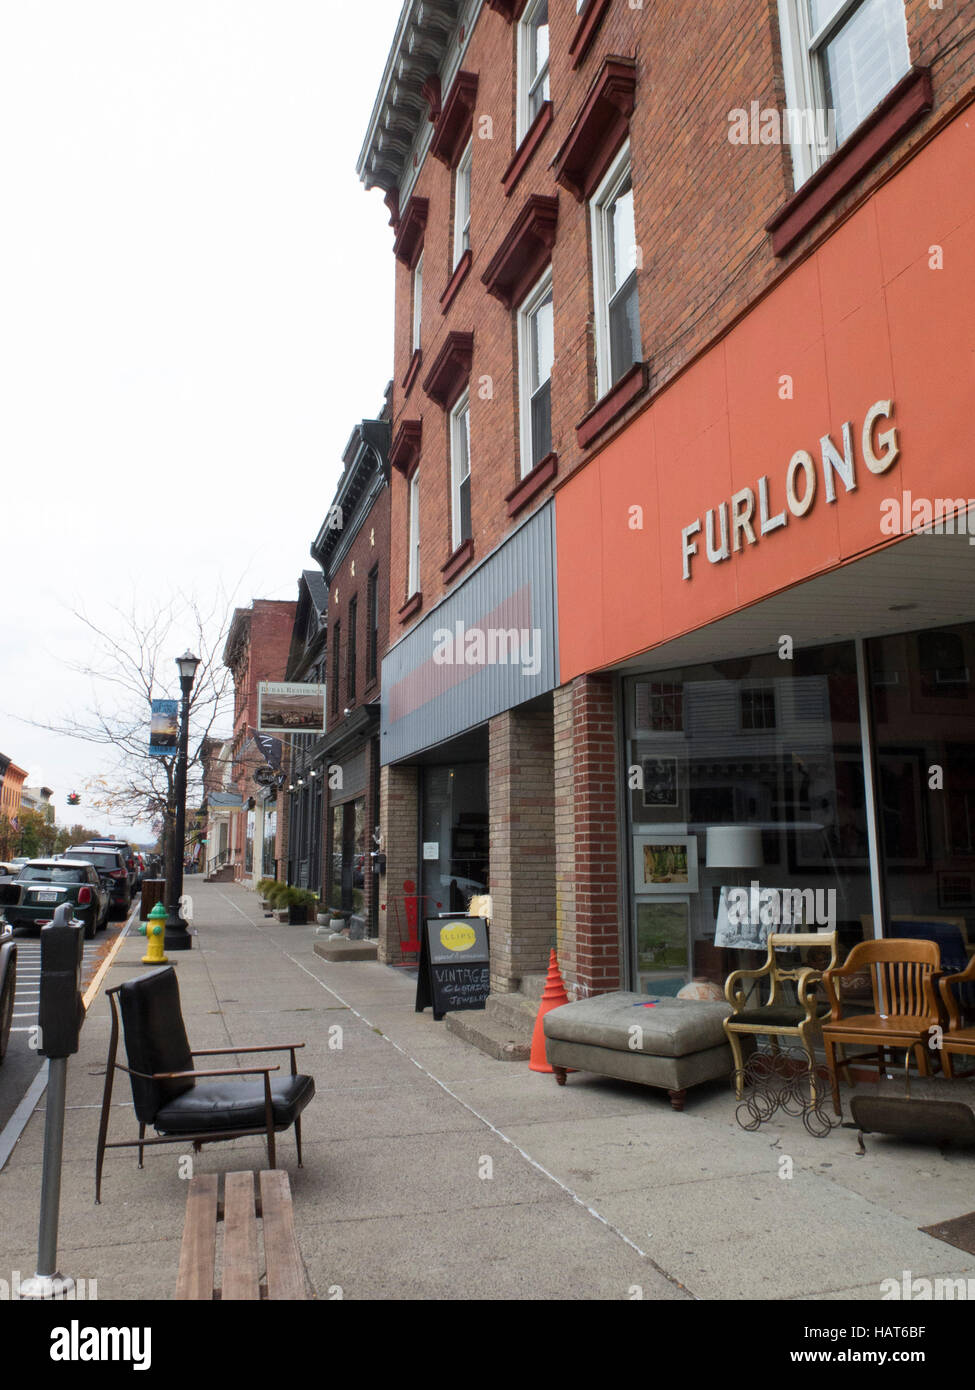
[189, 1044, 306, 1055]
[725, 957, 774, 1006]
[938, 959, 975, 1028]
[153, 1065, 281, 1080]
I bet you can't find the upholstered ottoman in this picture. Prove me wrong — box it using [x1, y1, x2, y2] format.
[543, 992, 733, 1110]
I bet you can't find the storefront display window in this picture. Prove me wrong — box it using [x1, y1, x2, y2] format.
[329, 796, 366, 916]
[624, 641, 871, 994]
[421, 764, 489, 915]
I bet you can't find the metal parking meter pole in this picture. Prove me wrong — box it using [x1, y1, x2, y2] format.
[19, 904, 84, 1300]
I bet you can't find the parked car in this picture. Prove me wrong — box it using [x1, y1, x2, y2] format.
[6, 859, 110, 939]
[0, 923, 15, 1063]
[0, 862, 21, 880]
[84, 840, 142, 895]
[63, 846, 130, 917]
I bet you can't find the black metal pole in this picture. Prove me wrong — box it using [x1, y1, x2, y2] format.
[165, 673, 194, 950]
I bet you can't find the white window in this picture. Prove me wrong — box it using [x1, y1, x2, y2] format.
[407, 470, 421, 597]
[778, 0, 910, 187]
[517, 268, 554, 477]
[450, 391, 472, 552]
[453, 140, 472, 268]
[590, 142, 641, 399]
[412, 252, 423, 353]
[517, 0, 550, 143]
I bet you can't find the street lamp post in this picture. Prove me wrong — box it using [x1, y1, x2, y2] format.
[164, 650, 200, 952]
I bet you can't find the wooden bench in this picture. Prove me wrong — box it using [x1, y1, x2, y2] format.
[175, 1170, 312, 1300]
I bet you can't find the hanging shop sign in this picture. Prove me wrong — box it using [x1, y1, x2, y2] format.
[415, 916, 490, 1020]
[681, 399, 899, 581]
[250, 729, 284, 769]
[257, 682, 327, 735]
[148, 699, 178, 757]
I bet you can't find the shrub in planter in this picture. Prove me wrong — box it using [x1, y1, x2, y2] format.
[287, 888, 317, 925]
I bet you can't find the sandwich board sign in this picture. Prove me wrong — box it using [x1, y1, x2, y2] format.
[415, 916, 490, 1021]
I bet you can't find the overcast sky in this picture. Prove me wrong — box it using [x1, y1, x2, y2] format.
[0, 0, 403, 836]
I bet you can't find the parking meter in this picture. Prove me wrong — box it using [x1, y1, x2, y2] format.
[38, 903, 85, 1058]
[19, 902, 85, 1298]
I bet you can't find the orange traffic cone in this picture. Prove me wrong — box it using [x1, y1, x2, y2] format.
[529, 949, 573, 1074]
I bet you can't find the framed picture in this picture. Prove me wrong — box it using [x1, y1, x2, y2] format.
[938, 870, 975, 910]
[788, 747, 870, 873]
[633, 834, 699, 893]
[636, 898, 690, 995]
[876, 748, 927, 870]
[629, 744, 687, 823]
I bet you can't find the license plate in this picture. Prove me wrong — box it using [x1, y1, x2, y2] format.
[35, 891, 59, 903]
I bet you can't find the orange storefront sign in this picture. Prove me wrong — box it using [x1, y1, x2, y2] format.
[556, 106, 975, 682]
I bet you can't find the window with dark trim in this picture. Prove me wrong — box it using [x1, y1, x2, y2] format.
[347, 596, 357, 701]
[331, 620, 341, 715]
[367, 567, 379, 683]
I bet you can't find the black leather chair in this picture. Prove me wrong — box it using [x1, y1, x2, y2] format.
[95, 966, 314, 1202]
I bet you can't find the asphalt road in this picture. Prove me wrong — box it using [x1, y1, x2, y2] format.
[0, 907, 133, 1133]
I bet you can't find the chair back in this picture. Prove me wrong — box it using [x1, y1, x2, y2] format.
[887, 920, 975, 1010]
[117, 966, 195, 1123]
[842, 938, 940, 1019]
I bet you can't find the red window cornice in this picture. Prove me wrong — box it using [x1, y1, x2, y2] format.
[576, 360, 648, 450]
[486, 0, 529, 20]
[390, 419, 422, 476]
[392, 196, 429, 268]
[440, 249, 472, 313]
[766, 66, 933, 257]
[481, 194, 559, 310]
[402, 348, 423, 397]
[422, 330, 474, 410]
[505, 451, 558, 518]
[501, 99, 554, 197]
[440, 537, 475, 583]
[431, 71, 479, 168]
[554, 56, 637, 202]
[568, 0, 611, 69]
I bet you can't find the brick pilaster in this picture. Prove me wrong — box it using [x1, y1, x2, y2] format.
[488, 705, 555, 994]
[378, 762, 419, 964]
[554, 674, 622, 998]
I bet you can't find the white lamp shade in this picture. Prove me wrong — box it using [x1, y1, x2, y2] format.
[706, 825, 764, 869]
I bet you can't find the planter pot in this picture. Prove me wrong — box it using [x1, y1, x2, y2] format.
[316, 912, 331, 926]
[288, 905, 309, 925]
[276, 910, 289, 923]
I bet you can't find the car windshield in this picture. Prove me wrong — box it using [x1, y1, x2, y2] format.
[21, 867, 86, 884]
[67, 851, 118, 870]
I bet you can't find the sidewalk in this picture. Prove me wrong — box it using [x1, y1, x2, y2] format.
[2, 879, 974, 1300]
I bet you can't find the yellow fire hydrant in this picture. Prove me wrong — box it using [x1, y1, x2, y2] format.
[142, 902, 169, 965]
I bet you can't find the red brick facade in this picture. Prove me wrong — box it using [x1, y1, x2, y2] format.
[363, 0, 975, 999]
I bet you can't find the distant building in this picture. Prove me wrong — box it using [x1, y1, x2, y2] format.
[20, 786, 54, 815]
[0, 758, 27, 824]
[221, 599, 297, 887]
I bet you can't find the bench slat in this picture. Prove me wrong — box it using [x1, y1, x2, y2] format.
[259, 1169, 310, 1301]
[175, 1174, 219, 1300]
[222, 1171, 261, 1301]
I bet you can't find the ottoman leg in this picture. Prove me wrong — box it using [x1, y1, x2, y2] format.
[668, 1088, 687, 1112]
[553, 1066, 568, 1086]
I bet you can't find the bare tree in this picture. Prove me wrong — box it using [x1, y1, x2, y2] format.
[23, 590, 234, 887]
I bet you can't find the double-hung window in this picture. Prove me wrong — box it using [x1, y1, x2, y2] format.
[366, 566, 379, 682]
[454, 140, 472, 267]
[517, 0, 550, 143]
[450, 391, 472, 552]
[517, 268, 554, 476]
[346, 595, 357, 700]
[412, 252, 424, 353]
[777, 0, 910, 186]
[407, 471, 421, 598]
[591, 142, 641, 398]
[331, 621, 341, 716]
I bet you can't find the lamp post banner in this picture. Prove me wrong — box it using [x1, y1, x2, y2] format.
[148, 699, 178, 756]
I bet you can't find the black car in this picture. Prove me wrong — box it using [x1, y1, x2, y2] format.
[63, 846, 131, 916]
[5, 859, 110, 939]
[84, 840, 141, 896]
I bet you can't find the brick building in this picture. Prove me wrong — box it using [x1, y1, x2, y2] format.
[221, 599, 297, 887]
[360, 1, 975, 1017]
[305, 412, 392, 937]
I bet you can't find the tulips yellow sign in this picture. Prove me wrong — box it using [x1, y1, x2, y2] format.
[439, 921, 477, 953]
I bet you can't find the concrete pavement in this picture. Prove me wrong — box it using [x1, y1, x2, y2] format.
[2, 878, 974, 1301]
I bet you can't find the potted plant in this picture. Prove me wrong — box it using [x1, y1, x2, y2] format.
[287, 888, 317, 925]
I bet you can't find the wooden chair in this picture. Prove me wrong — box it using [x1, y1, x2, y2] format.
[724, 932, 837, 1103]
[937, 955, 975, 1078]
[820, 939, 941, 1115]
[95, 966, 315, 1202]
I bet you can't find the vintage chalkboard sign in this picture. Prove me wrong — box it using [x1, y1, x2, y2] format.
[415, 916, 490, 1020]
